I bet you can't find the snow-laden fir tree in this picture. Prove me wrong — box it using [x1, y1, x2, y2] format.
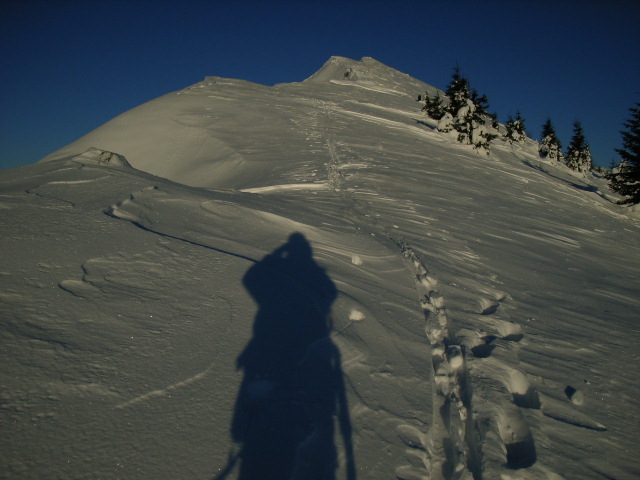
[489, 112, 500, 130]
[445, 66, 471, 115]
[565, 120, 592, 172]
[421, 67, 497, 153]
[457, 84, 497, 152]
[471, 89, 490, 118]
[454, 96, 497, 151]
[607, 101, 640, 204]
[466, 89, 497, 149]
[505, 111, 527, 143]
[454, 98, 476, 144]
[437, 112, 455, 133]
[539, 117, 563, 161]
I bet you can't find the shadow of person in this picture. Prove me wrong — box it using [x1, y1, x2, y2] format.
[216, 233, 355, 480]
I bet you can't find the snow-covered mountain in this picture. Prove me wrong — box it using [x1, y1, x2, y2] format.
[2, 56, 639, 480]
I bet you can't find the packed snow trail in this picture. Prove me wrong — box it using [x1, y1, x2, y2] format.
[315, 95, 476, 479]
[313, 93, 578, 479]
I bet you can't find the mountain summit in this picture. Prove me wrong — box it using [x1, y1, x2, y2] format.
[303, 56, 426, 90]
[40, 56, 436, 189]
[3, 57, 639, 480]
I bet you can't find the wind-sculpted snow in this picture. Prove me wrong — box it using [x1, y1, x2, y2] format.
[72, 147, 132, 167]
[2, 57, 640, 479]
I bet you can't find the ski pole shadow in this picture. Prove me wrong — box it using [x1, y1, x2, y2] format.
[214, 232, 356, 480]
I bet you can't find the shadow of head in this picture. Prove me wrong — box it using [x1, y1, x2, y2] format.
[279, 232, 313, 259]
[242, 232, 336, 314]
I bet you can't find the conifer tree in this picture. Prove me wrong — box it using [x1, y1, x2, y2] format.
[421, 91, 446, 120]
[453, 98, 475, 144]
[420, 92, 430, 113]
[445, 66, 471, 115]
[489, 112, 499, 130]
[539, 117, 563, 161]
[565, 120, 592, 172]
[505, 111, 526, 143]
[471, 122, 498, 152]
[471, 89, 490, 118]
[505, 115, 516, 142]
[607, 102, 640, 204]
[446, 68, 494, 149]
[419, 66, 497, 152]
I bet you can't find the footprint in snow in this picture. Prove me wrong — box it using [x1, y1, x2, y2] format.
[564, 385, 584, 406]
[496, 320, 524, 343]
[470, 334, 498, 358]
[507, 369, 541, 410]
[467, 321, 523, 359]
[498, 407, 537, 469]
[477, 289, 508, 315]
[479, 297, 500, 315]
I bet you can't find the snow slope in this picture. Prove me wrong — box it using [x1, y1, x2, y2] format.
[2, 56, 639, 480]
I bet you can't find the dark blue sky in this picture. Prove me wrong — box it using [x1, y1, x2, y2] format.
[1, 0, 638, 170]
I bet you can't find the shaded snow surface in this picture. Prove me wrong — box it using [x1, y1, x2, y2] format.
[2, 56, 639, 480]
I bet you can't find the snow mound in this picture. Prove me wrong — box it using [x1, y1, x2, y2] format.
[72, 147, 131, 167]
